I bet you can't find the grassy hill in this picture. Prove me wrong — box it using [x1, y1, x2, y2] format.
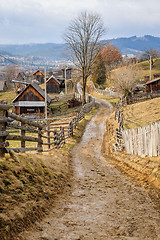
[136, 58, 160, 80]
[123, 97, 160, 129]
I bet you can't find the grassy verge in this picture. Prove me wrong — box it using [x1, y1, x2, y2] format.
[0, 105, 98, 240]
[102, 112, 160, 191]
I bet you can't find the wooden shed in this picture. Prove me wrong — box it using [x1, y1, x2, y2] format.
[12, 83, 51, 115]
[33, 70, 44, 84]
[14, 72, 31, 92]
[46, 75, 60, 93]
[145, 77, 160, 92]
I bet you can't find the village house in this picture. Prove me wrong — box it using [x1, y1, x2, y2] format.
[33, 70, 44, 84]
[12, 82, 51, 115]
[145, 75, 160, 93]
[17, 72, 28, 82]
[46, 75, 61, 93]
[13, 72, 31, 93]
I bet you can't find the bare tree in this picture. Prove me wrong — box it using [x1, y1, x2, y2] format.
[141, 48, 160, 66]
[64, 11, 105, 104]
[3, 64, 19, 88]
[112, 65, 140, 96]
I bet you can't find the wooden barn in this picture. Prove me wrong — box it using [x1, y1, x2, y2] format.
[46, 75, 60, 93]
[145, 77, 160, 92]
[33, 70, 44, 84]
[14, 72, 30, 92]
[12, 83, 51, 115]
[17, 72, 28, 82]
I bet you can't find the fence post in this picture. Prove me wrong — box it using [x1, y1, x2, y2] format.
[21, 122, 25, 152]
[54, 130, 57, 148]
[47, 125, 50, 150]
[148, 124, 152, 157]
[62, 127, 65, 144]
[69, 121, 73, 137]
[37, 126, 43, 152]
[151, 123, 156, 156]
[0, 108, 7, 157]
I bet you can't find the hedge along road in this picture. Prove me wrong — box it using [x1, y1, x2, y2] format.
[20, 102, 160, 240]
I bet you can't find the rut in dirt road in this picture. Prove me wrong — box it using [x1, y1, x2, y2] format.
[21, 107, 160, 240]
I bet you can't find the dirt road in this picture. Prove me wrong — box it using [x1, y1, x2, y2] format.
[20, 107, 160, 240]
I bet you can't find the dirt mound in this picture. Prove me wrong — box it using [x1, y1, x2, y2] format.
[0, 150, 70, 240]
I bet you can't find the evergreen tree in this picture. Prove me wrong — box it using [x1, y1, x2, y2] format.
[92, 52, 106, 86]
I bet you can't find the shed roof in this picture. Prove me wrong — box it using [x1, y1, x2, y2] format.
[33, 70, 44, 77]
[145, 77, 160, 85]
[12, 82, 51, 103]
[17, 72, 27, 80]
[46, 75, 60, 85]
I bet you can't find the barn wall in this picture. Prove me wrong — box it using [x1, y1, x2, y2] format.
[47, 81, 60, 93]
[17, 86, 44, 102]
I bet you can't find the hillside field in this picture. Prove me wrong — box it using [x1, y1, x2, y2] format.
[122, 97, 160, 129]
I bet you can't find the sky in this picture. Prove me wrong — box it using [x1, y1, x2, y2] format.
[0, 0, 160, 44]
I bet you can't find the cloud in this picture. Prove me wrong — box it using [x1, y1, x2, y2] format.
[0, 0, 160, 43]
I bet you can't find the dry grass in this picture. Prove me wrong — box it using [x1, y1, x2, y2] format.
[136, 58, 160, 80]
[102, 112, 160, 191]
[86, 77, 120, 107]
[0, 106, 98, 240]
[122, 97, 160, 129]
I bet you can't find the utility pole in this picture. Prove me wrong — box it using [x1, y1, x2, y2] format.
[72, 76, 75, 98]
[44, 67, 47, 119]
[150, 56, 152, 81]
[65, 67, 67, 97]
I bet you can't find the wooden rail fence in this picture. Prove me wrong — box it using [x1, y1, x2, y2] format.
[0, 97, 95, 156]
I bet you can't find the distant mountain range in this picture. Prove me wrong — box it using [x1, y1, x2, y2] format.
[102, 35, 160, 55]
[0, 35, 160, 60]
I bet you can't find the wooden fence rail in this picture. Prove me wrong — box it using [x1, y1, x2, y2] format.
[0, 97, 95, 156]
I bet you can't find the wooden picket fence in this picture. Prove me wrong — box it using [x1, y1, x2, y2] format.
[91, 78, 120, 98]
[0, 97, 95, 156]
[122, 121, 160, 157]
[114, 98, 160, 157]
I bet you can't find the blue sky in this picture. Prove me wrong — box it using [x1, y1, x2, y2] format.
[0, 0, 160, 44]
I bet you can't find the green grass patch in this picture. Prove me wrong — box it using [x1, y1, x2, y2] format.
[0, 84, 16, 105]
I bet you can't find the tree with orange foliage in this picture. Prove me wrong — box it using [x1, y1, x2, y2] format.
[101, 43, 122, 77]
